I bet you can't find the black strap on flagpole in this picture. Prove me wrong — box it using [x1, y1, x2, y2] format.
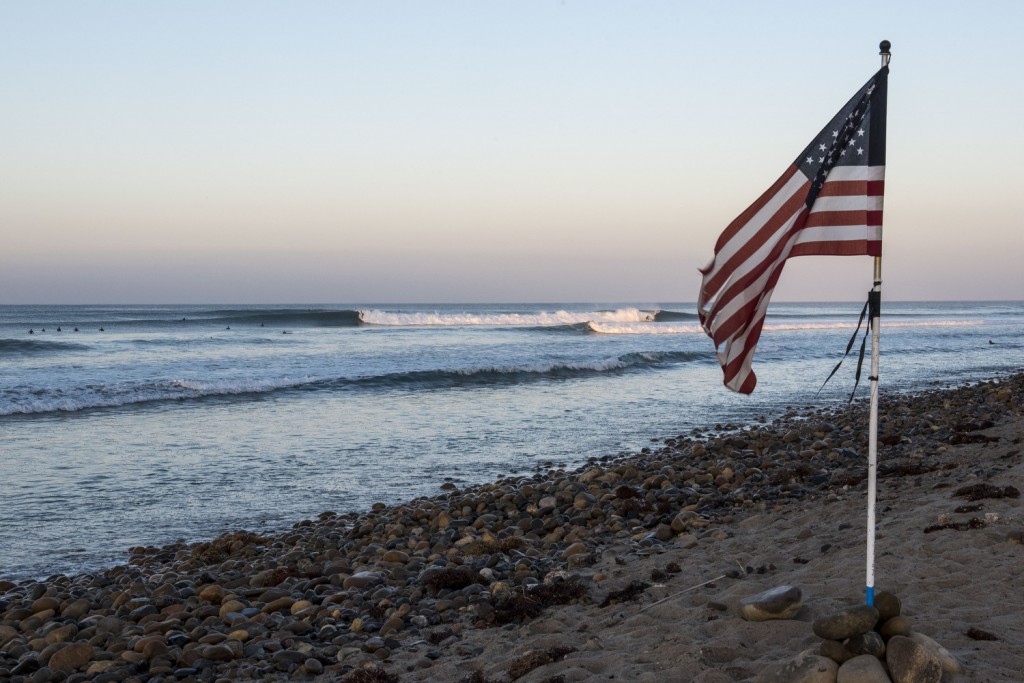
[817, 294, 873, 401]
[848, 315, 872, 403]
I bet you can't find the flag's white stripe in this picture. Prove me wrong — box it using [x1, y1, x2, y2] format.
[826, 165, 885, 181]
[713, 240, 790, 339]
[810, 195, 884, 213]
[707, 205, 804, 313]
[705, 171, 808, 282]
[724, 282, 779, 390]
[719, 223, 805, 354]
[793, 225, 883, 245]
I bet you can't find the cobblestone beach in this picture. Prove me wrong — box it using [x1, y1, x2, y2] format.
[2, 374, 1022, 682]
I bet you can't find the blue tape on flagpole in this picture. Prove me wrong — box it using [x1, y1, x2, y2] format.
[866, 586, 875, 607]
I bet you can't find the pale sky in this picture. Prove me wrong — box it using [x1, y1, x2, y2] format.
[2, 1, 1022, 304]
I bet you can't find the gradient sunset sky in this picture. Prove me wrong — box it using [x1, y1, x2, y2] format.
[2, 1, 1021, 304]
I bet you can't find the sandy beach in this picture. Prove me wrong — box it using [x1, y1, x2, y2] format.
[2, 374, 1022, 683]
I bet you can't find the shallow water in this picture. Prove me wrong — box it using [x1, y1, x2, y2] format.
[1, 301, 1021, 580]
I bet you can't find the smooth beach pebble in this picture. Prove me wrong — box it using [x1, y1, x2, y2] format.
[739, 585, 803, 622]
[812, 605, 879, 641]
[886, 636, 943, 683]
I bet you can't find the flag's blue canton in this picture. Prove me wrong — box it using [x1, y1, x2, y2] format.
[795, 69, 886, 207]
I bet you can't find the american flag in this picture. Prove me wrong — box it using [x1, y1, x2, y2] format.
[698, 66, 888, 393]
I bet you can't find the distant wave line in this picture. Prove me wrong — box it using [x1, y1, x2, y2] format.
[0, 339, 91, 354]
[0, 351, 712, 417]
[358, 308, 659, 327]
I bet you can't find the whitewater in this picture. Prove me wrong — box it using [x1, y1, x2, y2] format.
[1, 301, 1021, 580]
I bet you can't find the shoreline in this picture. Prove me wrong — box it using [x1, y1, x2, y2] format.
[2, 373, 1022, 681]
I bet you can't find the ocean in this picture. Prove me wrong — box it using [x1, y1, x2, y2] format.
[1, 301, 1021, 581]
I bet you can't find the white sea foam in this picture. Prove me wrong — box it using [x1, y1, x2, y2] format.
[359, 308, 657, 327]
[169, 377, 313, 394]
[589, 323, 704, 335]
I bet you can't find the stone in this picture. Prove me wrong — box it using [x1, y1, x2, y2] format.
[873, 591, 901, 621]
[30, 597, 61, 613]
[908, 632, 960, 673]
[819, 639, 852, 665]
[201, 644, 236, 661]
[44, 624, 78, 645]
[60, 599, 92, 620]
[379, 616, 405, 636]
[754, 650, 839, 683]
[140, 638, 170, 661]
[94, 616, 124, 634]
[343, 572, 384, 589]
[47, 643, 93, 672]
[847, 631, 885, 658]
[837, 654, 892, 683]
[262, 596, 295, 613]
[739, 585, 803, 621]
[0, 624, 19, 646]
[878, 616, 911, 640]
[382, 550, 409, 563]
[85, 660, 119, 675]
[562, 542, 588, 558]
[219, 599, 246, 621]
[290, 599, 314, 615]
[199, 584, 225, 603]
[886, 635, 941, 683]
[676, 534, 699, 549]
[573, 491, 596, 508]
[812, 605, 879, 641]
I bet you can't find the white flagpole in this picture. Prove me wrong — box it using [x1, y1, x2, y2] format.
[866, 39, 891, 608]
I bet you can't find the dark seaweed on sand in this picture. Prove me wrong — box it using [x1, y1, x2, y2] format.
[506, 647, 575, 680]
[599, 580, 650, 607]
[341, 667, 401, 683]
[954, 483, 1020, 501]
[923, 517, 986, 533]
[487, 577, 588, 625]
[422, 565, 484, 592]
[187, 531, 271, 566]
[462, 536, 527, 556]
[427, 626, 456, 645]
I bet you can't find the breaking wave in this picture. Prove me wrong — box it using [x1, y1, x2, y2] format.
[358, 308, 658, 327]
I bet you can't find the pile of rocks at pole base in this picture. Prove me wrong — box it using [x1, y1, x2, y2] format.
[746, 588, 961, 683]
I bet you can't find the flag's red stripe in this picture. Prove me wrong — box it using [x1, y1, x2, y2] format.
[709, 208, 811, 345]
[720, 261, 788, 393]
[702, 170, 809, 299]
[804, 209, 882, 228]
[790, 240, 881, 257]
[816, 179, 885, 197]
[709, 166, 802, 257]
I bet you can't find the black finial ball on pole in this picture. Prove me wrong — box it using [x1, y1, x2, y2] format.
[879, 40, 891, 54]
